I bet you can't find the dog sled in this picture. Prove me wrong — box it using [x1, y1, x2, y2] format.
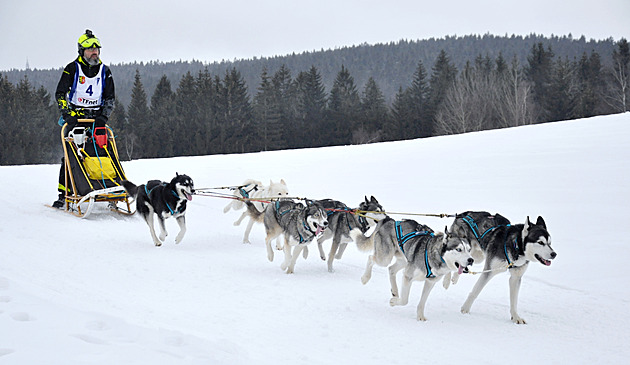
[59, 119, 135, 218]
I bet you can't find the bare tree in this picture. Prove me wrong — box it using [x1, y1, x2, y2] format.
[494, 57, 536, 127]
[605, 39, 629, 112]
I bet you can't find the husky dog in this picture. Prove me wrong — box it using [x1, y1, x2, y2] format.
[316, 196, 386, 272]
[122, 173, 195, 247]
[444, 211, 511, 287]
[459, 216, 556, 324]
[223, 179, 289, 244]
[351, 218, 473, 321]
[263, 199, 328, 274]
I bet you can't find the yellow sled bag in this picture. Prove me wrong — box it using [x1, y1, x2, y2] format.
[82, 152, 117, 180]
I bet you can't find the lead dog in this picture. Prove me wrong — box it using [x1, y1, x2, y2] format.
[123, 173, 195, 246]
[457, 215, 556, 323]
[316, 196, 386, 272]
[223, 179, 289, 244]
[263, 199, 328, 274]
[351, 217, 473, 321]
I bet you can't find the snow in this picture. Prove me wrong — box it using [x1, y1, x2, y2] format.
[1, 113, 629, 364]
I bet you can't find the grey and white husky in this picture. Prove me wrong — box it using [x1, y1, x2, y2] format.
[351, 217, 474, 321]
[457, 215, 557, 324]
[315, 196, 386, 272]
[223, 179, 289, 244]
[263, 199, 328, 274]
[444, 211, 511, 286]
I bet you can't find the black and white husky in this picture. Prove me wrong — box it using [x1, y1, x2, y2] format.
[263, 199, 328, 274]
[351, 217, 474, 321]
[315, 196, 386, 272]
[455, 215, 557, 323]
[123, 173, 195, 247]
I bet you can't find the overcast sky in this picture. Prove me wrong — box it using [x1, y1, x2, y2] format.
[1, 0, 628, 71]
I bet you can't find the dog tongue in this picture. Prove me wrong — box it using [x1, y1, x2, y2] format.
[185, 192, 192, 201]
[315, 226, 324, 236]
[458, 265, 464, 275]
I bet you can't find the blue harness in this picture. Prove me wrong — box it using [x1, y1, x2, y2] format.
[275, 201, 313, 244]
[394, 221, 441, 278]
[144, 183, 183, 215]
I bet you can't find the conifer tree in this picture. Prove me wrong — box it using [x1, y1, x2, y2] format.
[126, 69, 150, 159]
[525, 43, 555, 121]
[150, 75, 175, 157]
[195, 68, 216, 154]
[427, 50, 458, 136]
[408, 60, 430, 137]
[174, 72, 197, 156]
[328, 65, 360, 145]
[253, 68, 284, 151]
[293, 66, 327, 148]
[358, 77, 388, 143]
[547, 57, 578, 122]
[575, 51, 603, 117]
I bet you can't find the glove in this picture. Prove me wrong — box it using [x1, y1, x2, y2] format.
[94, 115, 108, 128]
[64, 114, 78, 129]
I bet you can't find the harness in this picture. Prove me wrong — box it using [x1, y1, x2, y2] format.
[463, 215, 522, 268]
[503, 232, 523, 267]
[144, 183, 184, 215]
[238, 184, 258, 199]
[275, 201, 314, 244]
[462, 215, 502, 241]
[394, 221, 440, 278]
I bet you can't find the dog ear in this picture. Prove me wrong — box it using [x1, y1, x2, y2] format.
[536, 216, 546, 228]
[176, 172, 180, 176]
[281, 179, 286, 185]
[371, 196, 377, 203]
[364, 196, 369, 204]
[522, 216, 531, 238]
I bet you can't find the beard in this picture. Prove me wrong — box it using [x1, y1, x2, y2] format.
[84, 53, 100, 66]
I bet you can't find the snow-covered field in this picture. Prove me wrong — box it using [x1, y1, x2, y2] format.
[1, 113, 629, 364]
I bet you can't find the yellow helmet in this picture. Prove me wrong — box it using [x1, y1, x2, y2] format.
[77, 29, 101, 55]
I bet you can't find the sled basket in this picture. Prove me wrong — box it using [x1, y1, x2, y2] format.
[82, 153, 117, 180]
[60, 119, 135, 218]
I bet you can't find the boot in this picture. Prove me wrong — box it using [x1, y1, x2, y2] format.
[52, 192, 65, 209]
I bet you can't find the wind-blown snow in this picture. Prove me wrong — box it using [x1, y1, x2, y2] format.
[1, 113, 629, 364]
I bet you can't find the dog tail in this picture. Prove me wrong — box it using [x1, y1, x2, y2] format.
[122, 180, 139, 198]
[350, 228, 374, 252]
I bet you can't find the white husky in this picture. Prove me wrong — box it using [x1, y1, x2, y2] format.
[223, 179, 289, 244]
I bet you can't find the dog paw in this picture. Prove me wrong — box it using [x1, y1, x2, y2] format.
[154, 241, 162, 247]
[159, 233, 167, 241]
[511, 316, 527, 324]
[461, 306, 470, 314]
[389, 298, 400, 306]
[267, 252, 274, 262]
[361, 275, 370, 285]
[416, 314, 428, 322]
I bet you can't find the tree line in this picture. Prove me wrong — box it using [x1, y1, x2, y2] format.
[0, 38, 628, 164]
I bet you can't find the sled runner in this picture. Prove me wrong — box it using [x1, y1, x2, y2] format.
[59, 119, 135, 218]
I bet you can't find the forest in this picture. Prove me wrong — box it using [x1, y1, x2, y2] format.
[0, 34, 628, 165]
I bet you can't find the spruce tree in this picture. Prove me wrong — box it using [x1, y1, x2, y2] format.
[525, 43, 555, 121]
[328, 65, 360, 146]
[126, 69, 150, 159]
[359, 77, 388, 143]
[253, 68, 284, 151]
[427, 50, 458, 136]
[150, 75, 175, 157]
